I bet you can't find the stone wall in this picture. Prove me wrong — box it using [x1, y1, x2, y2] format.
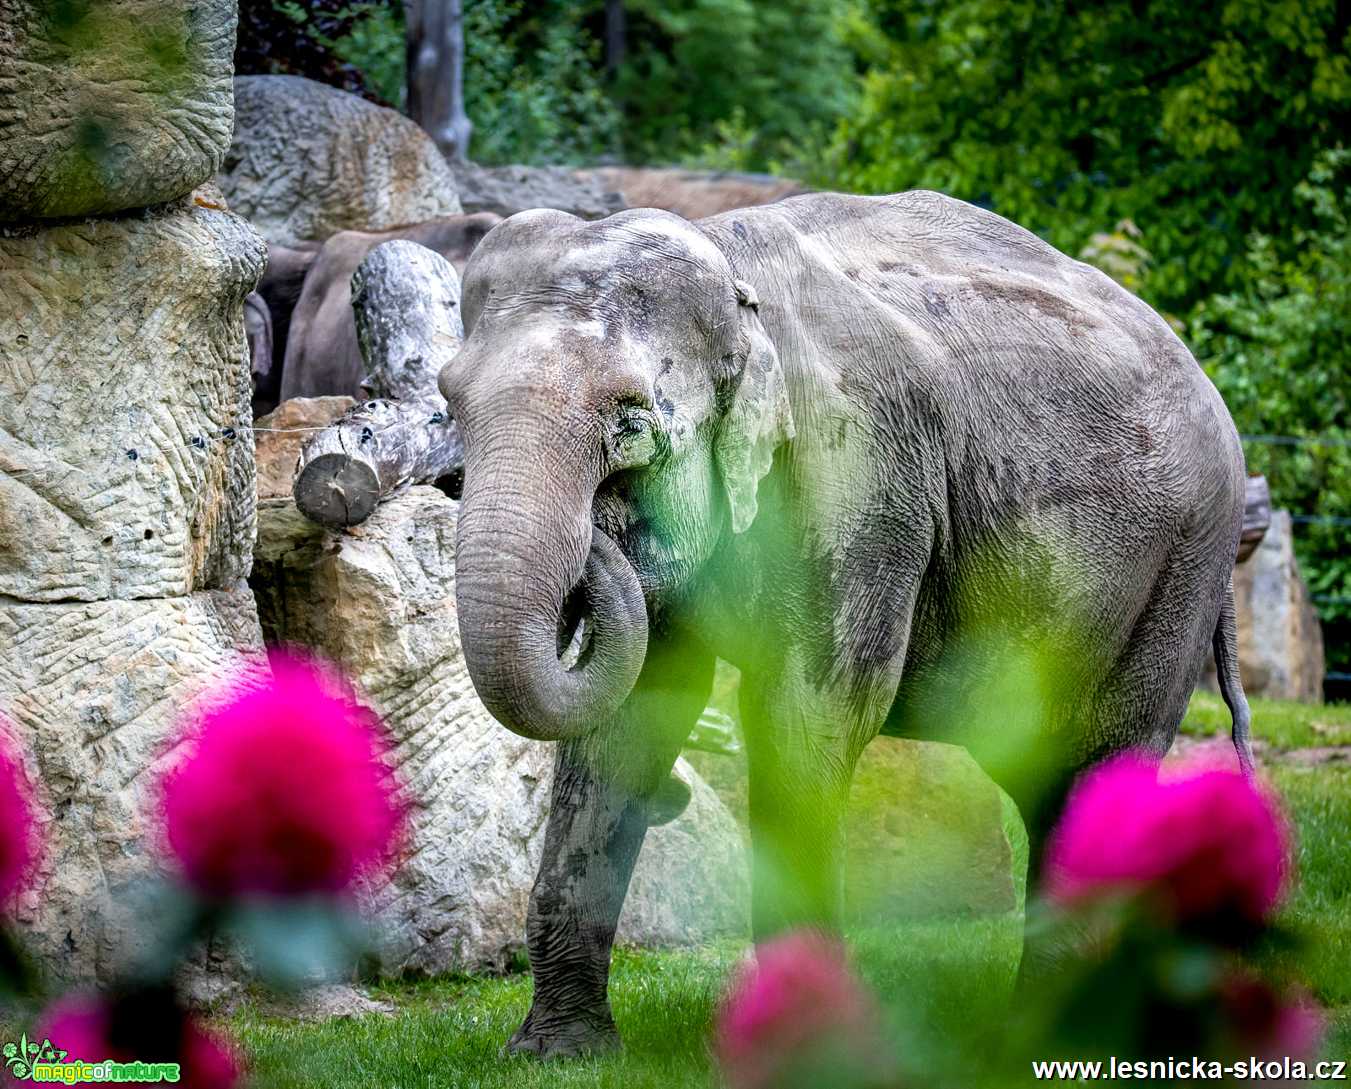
[0, 0, 268, 985]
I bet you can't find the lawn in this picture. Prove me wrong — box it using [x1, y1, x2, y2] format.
[228, 694, 1351, 1087]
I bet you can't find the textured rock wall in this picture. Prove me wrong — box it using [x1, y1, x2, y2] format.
[220, 76, 463, 246]
[1232, 510, 1325, 702]
[1202, 509, 1325, 703]
[0, 1, 237, 220]
[0, 199, 266, 601]
[252, 488, 747, 975]
[0, 588, 266, 983]
[0, 5, 268, 985]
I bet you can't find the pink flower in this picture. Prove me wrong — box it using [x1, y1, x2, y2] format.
[0, 726, 41, 905]
[715, 931, 898, 1089]
[35, 994, 241, 1088]
[1219, 971, 1325, 1060]
[161, 653, 405, 897]
[1046, 752, 1290, 925]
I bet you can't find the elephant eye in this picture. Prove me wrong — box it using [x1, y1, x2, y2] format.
[609, 406, 659, 469]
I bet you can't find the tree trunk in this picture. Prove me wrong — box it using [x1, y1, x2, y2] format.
[605, 0, 627, 74]
[294, 241, 464, 528]
[406, 0, 473, 164]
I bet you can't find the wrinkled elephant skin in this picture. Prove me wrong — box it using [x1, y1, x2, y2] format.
[437, 191, 1252, 1057]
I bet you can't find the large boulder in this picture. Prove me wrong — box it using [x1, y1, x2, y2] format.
[454, 163, 624, 221]
[251, 488, 746, 975]
[0, 194, 265, 602]
[1231, 510, 1325, 702]
[846, 738, 1017, 919]
[0, 1, 237, 220]
[594, 167, 806, 220]
[686, 730, 1019, 920]
[220, 76, 463, 246]
[0, 584, 266, 985]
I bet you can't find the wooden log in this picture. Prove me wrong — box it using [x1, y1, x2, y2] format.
[294, 241, 464, 528]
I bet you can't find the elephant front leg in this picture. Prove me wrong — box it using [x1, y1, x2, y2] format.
[507, 637, 714, 1059]
[506, 740, 646, 1057]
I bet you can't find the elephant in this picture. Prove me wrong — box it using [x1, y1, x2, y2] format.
[278, 212, 501, 404]
[251, 241, 320, 417]
[435, 190, 1252, 1058]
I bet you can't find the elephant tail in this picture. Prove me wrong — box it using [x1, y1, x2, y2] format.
[1212, 581, 1255, 777]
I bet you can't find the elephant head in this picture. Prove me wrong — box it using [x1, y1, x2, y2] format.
[438, 208, 793, 741]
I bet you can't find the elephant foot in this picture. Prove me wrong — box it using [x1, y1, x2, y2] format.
[504, 1007, 621, 1060]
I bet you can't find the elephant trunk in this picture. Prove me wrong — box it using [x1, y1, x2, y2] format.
[453, 434, 648, 741]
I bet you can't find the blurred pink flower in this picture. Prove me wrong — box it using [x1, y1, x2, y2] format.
[161, 653, 405, 897]
[1046, 751, 1290, 925]
[35, 994, 241, 1088]
[0, 726, 40, 905]
[1219, 971, 1325, 1060]
[716, 931, 897, 1089]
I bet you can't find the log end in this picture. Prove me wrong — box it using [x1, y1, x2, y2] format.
[294, 453, 382, 528]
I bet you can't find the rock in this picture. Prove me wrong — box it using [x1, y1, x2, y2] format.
[685, 707, 742, 756]
[454, 163, 624, 221]
[0, 1, 237, 220]
[594, 167, 806, 220]
[845, 738, 1017, 919]
[0, 194, 266, 602]
[618, 764, 748, 946]
[251, 488, 747, 975]
[1226, 510, 1325, 702]
[1238, 474, 1271, 563]
[254, 396, 356, 500]
[220, 76, 463, 246]
[0, 584, 266, 985]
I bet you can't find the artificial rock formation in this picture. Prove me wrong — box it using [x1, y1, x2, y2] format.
[0, 1, 237, 220]
[0, 196, 265, 601]
[846, 738, 1017, 919]
[0, 19, 267, 984]
[0, 586, 266, 984]
[220, 75, 463, 247]
[454, 163, 624, 221]
[1231, 510, 1325, 702]
[251, 487, 747, 975]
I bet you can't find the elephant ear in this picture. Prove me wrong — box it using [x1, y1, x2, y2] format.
[714, 279, 794, 534]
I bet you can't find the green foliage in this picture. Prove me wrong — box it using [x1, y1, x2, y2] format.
[462, 0, 622, 165]
[320, 2, 406, 107]
[820, 0, 1351, 317]
[1191, 149, 1351, 672]
[616, 0, 859, 171]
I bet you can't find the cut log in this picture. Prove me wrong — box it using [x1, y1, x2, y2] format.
[294, 241, 464, 528]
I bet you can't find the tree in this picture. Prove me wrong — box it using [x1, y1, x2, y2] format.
[822, 0, 1351, 316]
[406, 0, 474, 162]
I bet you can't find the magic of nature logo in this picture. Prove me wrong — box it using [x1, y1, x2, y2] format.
[3, 1034, 181, 1084]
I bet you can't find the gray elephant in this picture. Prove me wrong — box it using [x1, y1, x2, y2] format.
[436, 190, 1252, 1058]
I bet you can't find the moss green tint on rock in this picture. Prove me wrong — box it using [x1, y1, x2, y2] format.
[0, 0, 237, 220]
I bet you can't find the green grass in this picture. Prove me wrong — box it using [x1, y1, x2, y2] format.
[3, 698, 1344, 1084]
[1182, 690, 1351, 750]
[229, 733, 1351, 1087]
[235, 947, 738, 1088]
